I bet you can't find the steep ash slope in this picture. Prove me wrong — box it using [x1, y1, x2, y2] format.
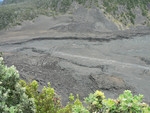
[0, 0, 150, 30]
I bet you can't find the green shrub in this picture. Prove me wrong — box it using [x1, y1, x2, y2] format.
[20, 80, 89, 113]
[102, 90, 150, 113]
[58, 93, 89, 113]
[85, 90, 150, 113]
[85, 90, 105, 112]
[20, 80, 62, 113]
[0, 57, 35, 113]
[73, 94, 89, 113]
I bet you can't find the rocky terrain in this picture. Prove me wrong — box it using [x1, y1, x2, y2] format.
[0, 0, 150, 105]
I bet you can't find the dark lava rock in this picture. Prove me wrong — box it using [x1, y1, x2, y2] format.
[89, 74, 129, 91]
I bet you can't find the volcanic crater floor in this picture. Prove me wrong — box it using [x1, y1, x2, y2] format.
[1, 34, 150, 105]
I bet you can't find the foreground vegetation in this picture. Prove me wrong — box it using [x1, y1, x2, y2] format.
[0, 0, 150, 30]
[0, 56, 150, 113]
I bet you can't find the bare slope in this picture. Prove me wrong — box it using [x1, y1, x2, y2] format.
[1, 0, 150, 30]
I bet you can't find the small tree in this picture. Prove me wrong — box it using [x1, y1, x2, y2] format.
[0, 57, 35, 113]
